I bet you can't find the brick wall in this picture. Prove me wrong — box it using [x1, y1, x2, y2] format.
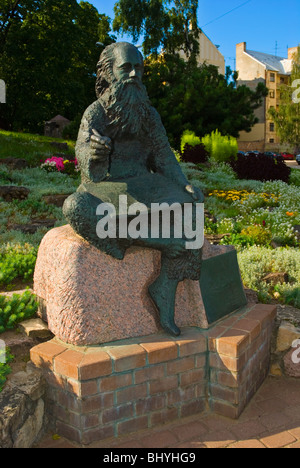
[30, 304, 276, 445]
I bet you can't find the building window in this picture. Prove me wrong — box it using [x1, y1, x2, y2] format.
[269, 138, 275, 143]
[270, 73, 275, 82]
[269, 122, 275, 132]
[269, 90, 275, 98]
[280, 77, 285, 84]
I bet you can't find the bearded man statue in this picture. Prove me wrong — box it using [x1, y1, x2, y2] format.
[63, 42, 205, 337]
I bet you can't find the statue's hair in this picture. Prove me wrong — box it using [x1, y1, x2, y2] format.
[95, 42, 144, 98]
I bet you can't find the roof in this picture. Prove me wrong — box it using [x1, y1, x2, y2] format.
[246, 50, 292, 75]
[47, 115, 70, 123]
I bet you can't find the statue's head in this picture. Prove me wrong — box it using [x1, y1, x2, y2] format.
[96, 42, 144, 98]
[95, 42, 150, 138]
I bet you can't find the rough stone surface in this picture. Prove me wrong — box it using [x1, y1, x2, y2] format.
[18, 318, 54, 341]
[284, 347, 300, 378]
[0, 365, 45, 448]
[0, 158, 28, 170]
[0, 185, 30, 201]
[13, 399, 44, 449]
[276, 322, 300, 353]
[42, 193, 71, 207]
[34, 224, 236, 346]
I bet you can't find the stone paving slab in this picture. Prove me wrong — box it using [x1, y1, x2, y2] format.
[35, 375, 300, 449]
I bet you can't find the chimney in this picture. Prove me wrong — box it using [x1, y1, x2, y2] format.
[288, 46, 298, 60]
[236, 42, 246, 55]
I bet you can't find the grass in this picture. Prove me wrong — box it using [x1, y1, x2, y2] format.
[0, 129, 75, 166]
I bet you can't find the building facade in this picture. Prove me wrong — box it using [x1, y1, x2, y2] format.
[179, 30, 225, 75]
[236, 42, 297, 152]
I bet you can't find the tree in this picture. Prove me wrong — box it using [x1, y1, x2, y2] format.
[268, 46, 300, 153]
[113, 0, 200, 56]
[0, 0, 115, 132]
[143, 53, 268, 148]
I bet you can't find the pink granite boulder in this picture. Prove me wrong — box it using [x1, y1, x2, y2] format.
[34, 225, 232, 345]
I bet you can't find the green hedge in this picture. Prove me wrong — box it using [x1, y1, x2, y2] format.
[0, 290, 38, 334]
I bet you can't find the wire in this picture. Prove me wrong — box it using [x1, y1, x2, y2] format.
[200, 0, 252, 28]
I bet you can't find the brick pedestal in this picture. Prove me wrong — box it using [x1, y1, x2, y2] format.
[30, 304, 276, 445]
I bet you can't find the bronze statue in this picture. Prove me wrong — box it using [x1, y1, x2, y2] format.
[63, 42, 204, 337]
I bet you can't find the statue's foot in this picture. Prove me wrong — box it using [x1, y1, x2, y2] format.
[148, 283, 181, 337]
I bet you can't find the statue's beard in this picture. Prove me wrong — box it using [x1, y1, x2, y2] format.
[100, 79, 151, 138]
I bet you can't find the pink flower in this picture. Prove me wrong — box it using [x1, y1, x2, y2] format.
[44, 156, 65, 171]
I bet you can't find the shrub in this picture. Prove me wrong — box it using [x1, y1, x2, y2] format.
[201, 130, 238, 163]
[230, 153, 291, 183]
[181, 144, 209, 164]
[180, 130, 201, 153]
[0, 245, 37, 285]
[0, 348, 13, 392]
[0, 290, 38, 333]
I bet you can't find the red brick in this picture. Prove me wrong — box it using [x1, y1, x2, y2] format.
[117, 416, 148, 437]
[167, 385, 196, 405]
[166, 356, 195, 375]
[217, 328, 250, 357]
[81, 393, 114, 413]
[54, 349, 84, 379]
[56, 421, 82, 444]
[180, 368, 205, 387]
[208, 325, 228, 351]
[150, 407, 178, 426]
[180, 399, 206, 418]
[210, 351, 246, 372]
[175, 331, 207, 357]
[81, 413, 100, 429]
[210, 384, 239, 405]
[79, 351, 112, 380]
[149, 375, 178, 395]
[136, 395, 165, 415]
[195, 354, 206, 368]
[234, 318, 261, 342]
[116, 383, 147, 404]
[210, 399, 240, 419]
[245, 304, 276, 327]
[54, 404, 81, 427]
[217, 370, 239, 388]
[56, 390, 82, 413]
[82, 425, 114, 445]
[102, 402, 134, 424]
[139, 340, 177, 364]
[30, 341, 66, 370]
[134, 364, 165, 384]
[99, 372, 132, 392]
[80, 380, 98, 397]
[66, 378, 80, 396]
[107, 344, 146, 372]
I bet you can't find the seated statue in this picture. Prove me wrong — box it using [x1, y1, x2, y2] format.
[63, 42, 204, 337]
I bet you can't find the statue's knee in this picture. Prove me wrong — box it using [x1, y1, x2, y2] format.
[63, 193, 78, 221]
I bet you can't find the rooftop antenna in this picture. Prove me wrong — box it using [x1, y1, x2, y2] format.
[275, 40, 278, 57]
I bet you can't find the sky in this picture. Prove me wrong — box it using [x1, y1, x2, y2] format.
[89, 0, 300, 70]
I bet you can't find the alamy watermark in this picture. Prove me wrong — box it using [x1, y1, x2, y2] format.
[0, 79, 6, 104]
[96, 196, 204, 250]
[292, 79, 300, 104]
[0, 339, 6, 364]
[291, 339, 300, 364]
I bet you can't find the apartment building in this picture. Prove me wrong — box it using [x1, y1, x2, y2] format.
[179, 30, 225, 75]
[236, 42, 297, 152]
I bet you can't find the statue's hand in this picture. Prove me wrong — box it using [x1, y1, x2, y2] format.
[185, 185, 204, 203]
[90, 128, 112, 161]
